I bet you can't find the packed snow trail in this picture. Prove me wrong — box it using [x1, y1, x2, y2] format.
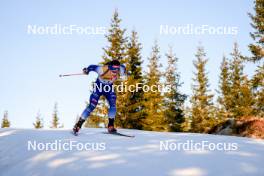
[0, 128, 264, 176]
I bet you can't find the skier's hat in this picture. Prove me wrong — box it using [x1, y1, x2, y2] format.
[107, 60, 120, 66]
[107, 60, 120, 71]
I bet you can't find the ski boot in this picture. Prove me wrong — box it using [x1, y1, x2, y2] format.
[107, 118, 117, 133]
[73, 118, 85, 135]
[108, 126, 117, 133]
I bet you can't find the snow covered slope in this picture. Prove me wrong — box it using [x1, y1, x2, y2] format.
[0, 128, 264, 176]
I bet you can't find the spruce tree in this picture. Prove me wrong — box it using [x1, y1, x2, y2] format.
[251, 64, 264, 117]
[246, 0, 264, 117]
[50, 103, 62, 128]
[84, 115, 102, 128]
[217, 56, 232, 119]
[182, 106, 192, 132]
[243, 0, 264, 117]
[239, 77, 255, 116]
[1, 111, 10, 128]
[118, 30, 145, 129]
[229, 43, 254, 118]
[247, 0, 264, 62]
[164, 47, 187, 132]
[102, 9, 127, 63]
[190, 45, 214, 133]
[143, 41, 165, 131]
[33, 112, 44, 129]
[101, 10, 128, 127]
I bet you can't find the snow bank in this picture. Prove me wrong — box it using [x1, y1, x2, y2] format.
[0, 128, 264, 176]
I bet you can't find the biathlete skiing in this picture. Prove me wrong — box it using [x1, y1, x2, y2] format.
[72, 60, 126, 135]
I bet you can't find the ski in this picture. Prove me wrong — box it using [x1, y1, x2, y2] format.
[72, 132, 78, 136]
[71, 131, 79, 136]
[71, 130, 134, 138]
[102, 132, 135, 138]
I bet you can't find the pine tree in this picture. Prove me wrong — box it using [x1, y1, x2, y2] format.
[116, 30, 145, 129]
[101, 10, 128, 127]
[190, 45, 214, 133]
[1, 111, 10, 128]
[50, 103, 62, 128]
[217, 55, 232, 120]
[247, 0, 264, 62]
[240, 77, 255, 116]
[242, 0, 264, 118]
[102, 9, 127, 64]
[252, 63, 264, 117]
[182, 106, 192, 132]
[229, 43, 254, 118]
[33, 112, 44, 129]
[246, 0, 264, 117]
[143, 41, 165, 131]
[84, 114, 102, 128]
[164, 47, 187, 132]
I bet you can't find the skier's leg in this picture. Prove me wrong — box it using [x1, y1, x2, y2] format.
[105, 91, 117, 132]
[73, 118, 85, 134]
[81, 91, 101, 120]
[73, 81, 103, 134]
[73, 90, 101, 134]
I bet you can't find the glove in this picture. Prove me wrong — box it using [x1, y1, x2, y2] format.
[127, 71, 132, 76]
[83, 67, 89, 75]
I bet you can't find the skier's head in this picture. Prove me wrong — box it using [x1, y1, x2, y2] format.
[107, 60, 121, 72]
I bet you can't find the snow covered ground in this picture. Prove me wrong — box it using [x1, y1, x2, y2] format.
[0, 128, 264, 176]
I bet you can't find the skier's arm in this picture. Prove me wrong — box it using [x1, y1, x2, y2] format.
[83, 65, 99, 75]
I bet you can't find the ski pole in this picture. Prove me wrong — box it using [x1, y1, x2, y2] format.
[59, 73, 85, 77]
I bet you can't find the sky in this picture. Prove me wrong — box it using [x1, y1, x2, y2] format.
[0, 0, 258, 128]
